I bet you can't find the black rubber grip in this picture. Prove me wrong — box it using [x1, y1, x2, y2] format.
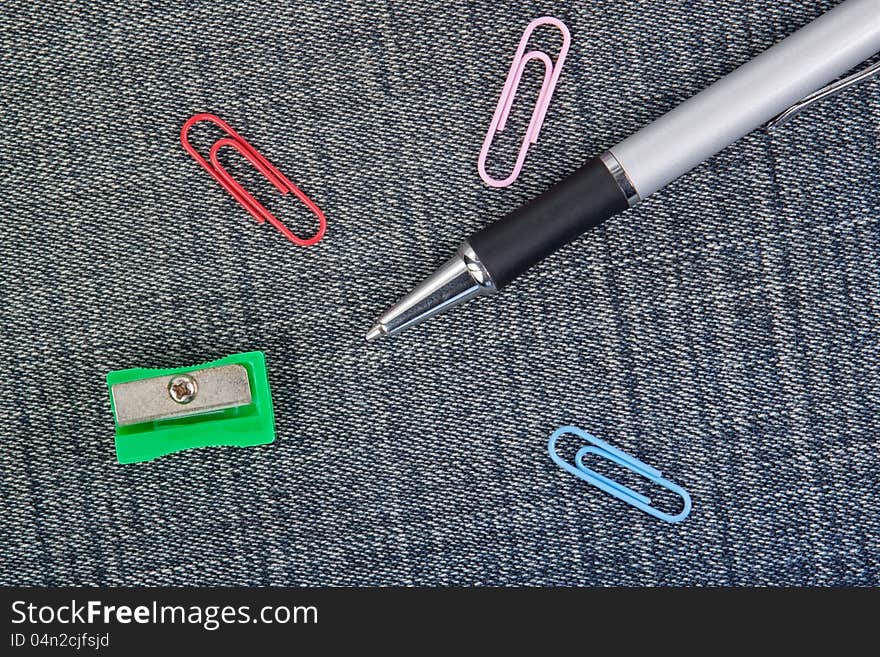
[468, 156, 629, 288]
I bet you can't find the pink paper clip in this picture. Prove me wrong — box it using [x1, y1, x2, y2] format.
[477, 17, 571, 188]
[180, 113, 326, 246]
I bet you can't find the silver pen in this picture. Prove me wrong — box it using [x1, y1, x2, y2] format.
[367, 0, 880, 342]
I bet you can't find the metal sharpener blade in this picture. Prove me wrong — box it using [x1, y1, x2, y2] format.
[111, 364, 252, 426]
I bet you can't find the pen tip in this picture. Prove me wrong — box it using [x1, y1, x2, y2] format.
[365, 323, 386, 343]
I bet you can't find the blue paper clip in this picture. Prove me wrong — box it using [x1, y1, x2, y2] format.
[548, 426, 692, 523]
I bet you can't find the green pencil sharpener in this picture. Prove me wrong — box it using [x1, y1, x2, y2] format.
[107, 351, 276, 464]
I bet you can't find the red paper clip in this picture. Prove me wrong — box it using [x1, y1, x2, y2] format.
[180, 113, 326, 246]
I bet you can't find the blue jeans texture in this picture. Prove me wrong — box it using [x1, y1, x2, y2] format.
[0, 0, 878, 586]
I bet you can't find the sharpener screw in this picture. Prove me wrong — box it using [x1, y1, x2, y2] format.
[168, 374, 198, 404]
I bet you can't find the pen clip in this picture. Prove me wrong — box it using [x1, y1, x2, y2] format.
[765, 59, 880, 132]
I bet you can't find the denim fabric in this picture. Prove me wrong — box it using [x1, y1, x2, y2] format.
[1, 0, 878, 586]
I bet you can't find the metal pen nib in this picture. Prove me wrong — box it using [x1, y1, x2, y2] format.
[365, 324, 385, 342]
[365, 242, 496, 341]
